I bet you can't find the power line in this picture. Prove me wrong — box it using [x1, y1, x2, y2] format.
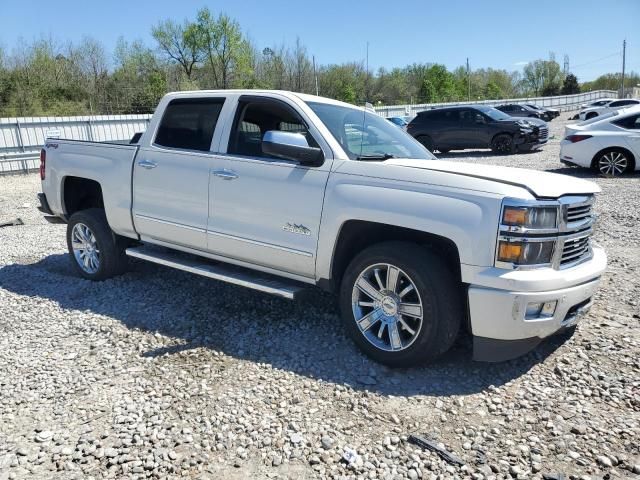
[571, 51, 622, 70]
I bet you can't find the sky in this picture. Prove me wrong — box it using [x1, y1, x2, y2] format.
[0, 0, 638, 81]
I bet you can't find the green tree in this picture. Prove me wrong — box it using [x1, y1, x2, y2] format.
[151, 19, 201, 79]
[522, 56, 562, 96]
[193, 8, 253, 89]
[561, 73, 580, 95]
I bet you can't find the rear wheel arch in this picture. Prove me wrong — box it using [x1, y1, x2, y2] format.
[62, 176, 104, 217]
[591, 146, 636, 174]
[327, 220, 462, 292]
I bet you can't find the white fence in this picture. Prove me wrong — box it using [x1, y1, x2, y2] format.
[0, 114, 151, 174]
[0, 90, 618, 174]
[373, 90, 618, 118]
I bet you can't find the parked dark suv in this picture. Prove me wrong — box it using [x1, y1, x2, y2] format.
[496, 103, 546, 120]
[407, 105, 548, 154]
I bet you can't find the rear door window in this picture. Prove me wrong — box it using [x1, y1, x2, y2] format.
[613, 114, 640, 130]
[155, 98, 225, 151]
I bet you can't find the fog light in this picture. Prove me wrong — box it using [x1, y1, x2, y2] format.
[540, 301, 557, 316]
[525, 300, 557, 320]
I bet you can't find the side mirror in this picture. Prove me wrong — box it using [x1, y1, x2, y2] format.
[262, 131, 324, 167]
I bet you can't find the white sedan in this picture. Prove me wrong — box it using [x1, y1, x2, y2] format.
[560, 106, 640, 176]
[578, 98, 640, 121]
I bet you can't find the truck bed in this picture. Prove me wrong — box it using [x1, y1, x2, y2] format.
[42, 138, 140, 237]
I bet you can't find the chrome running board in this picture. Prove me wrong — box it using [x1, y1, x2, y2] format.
[126, 245, 306, 300]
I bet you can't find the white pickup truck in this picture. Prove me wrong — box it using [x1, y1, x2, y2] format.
[38, 90, 607, 366]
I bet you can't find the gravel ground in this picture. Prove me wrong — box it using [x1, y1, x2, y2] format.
[0, 113, 638, 480]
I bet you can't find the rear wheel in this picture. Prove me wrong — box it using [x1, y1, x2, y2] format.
[593, 149, 633, 177]
[491, 133, 514, 154]
[416, 135, 434, 152]
[66, 208, 129, 280]
[339, 242, 462, 367]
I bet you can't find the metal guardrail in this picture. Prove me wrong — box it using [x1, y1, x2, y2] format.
[0, 90, 618, 174]
[373, 90, 619, 118]
[0, 114, 151, 174]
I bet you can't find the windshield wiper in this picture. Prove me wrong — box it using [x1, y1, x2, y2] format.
[356, 154, 395, 161]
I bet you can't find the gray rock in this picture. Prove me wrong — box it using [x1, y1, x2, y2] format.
[321, 436, 334, 450]
[596, 456, 612, 468]
[35, 431, 53, 443]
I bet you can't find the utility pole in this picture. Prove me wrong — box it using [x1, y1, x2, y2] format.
[466, 58, 470, 101]
[563, 55, 570, 76]
[365, 41, 370, 102]
[312, 55, 319, 96]
[621, 39, 626, 98]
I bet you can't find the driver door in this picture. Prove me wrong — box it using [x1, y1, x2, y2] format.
[207, 96, 332, 279]
[458, 109, 487, 148]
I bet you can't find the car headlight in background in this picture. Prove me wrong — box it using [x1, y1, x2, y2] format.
[502, 206, 558, 230]
[497, 239, 555, 266]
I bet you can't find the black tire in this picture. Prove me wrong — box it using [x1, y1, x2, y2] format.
[491, 133, 515, 154]
[591, 148, 634, 177]
[416, 135, 434, 152]
[586, 112, 598, 120]
[66, 208, 129, 281]
[339, 242, 462, 367]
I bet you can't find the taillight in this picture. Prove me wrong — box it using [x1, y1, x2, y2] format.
[40, 149, 46, 180]
[565, 134, 592, 143]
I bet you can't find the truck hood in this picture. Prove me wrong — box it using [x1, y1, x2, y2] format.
[385, 159, 600, 198]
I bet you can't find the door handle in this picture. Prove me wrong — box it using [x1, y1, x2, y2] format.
[138, 160, 158, 169]
[212, 169, 238, 180]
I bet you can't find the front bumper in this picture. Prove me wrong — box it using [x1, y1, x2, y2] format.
[468, 246, 606, 361]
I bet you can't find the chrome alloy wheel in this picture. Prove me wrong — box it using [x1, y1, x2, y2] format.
[71, 222, 101, 274]
[598, 151, 628, 176]
[351, 263, 423, 352]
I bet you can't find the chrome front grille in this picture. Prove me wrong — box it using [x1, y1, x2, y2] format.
[560, 235, 591, 266]
[566, 203, 592, 223]
[556, 196, 595, 268]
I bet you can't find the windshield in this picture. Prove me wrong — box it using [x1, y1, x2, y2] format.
[306, 102, 435, 160]
[477, 106, 511, 121]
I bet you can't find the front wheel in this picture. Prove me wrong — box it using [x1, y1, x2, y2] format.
[66, 209, 128, 280]
[339, 242, 462, 367]
[491, 133, 515, 154]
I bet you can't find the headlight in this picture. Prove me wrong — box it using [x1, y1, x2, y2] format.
[497, 240, 555, 266]
[502, 206, 558, 230]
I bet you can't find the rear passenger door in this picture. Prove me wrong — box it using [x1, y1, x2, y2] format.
[133, 96, 225, 250]
[617, 113, 640, 159]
